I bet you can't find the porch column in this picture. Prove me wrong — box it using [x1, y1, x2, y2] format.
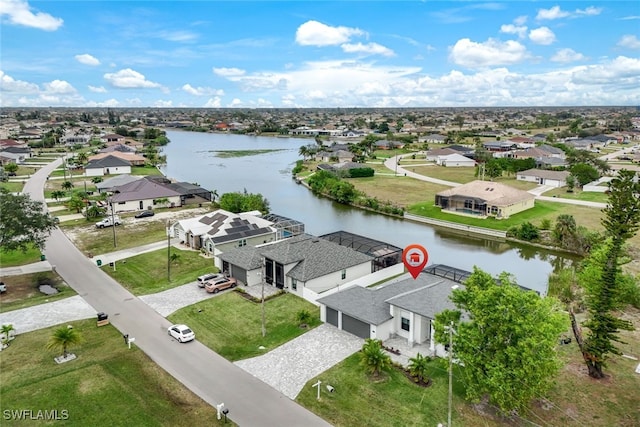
[408, 312, 415, 346]
[429, 321, 435, 353]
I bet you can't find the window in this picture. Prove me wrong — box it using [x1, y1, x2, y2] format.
[490, 206, 498, 214]
[341, 269, 346, 280]
[291, 279, 297, 291]
[464, 199, 473, 209]
[238, 239, 246, 247]
[401, 317, 410, 331]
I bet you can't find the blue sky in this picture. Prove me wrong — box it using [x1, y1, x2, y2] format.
[1, 1, 639, 108]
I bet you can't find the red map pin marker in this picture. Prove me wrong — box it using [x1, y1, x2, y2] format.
[403, 244, 429, 279]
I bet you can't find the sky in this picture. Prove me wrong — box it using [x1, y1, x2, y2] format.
[1, 1, 639, 109]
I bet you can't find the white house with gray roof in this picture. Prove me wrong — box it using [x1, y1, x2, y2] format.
[217, 233, 374, 295]
[516, 169, 570, 187]
[85, 155, 132, 177]
[317, 272, 462, 352]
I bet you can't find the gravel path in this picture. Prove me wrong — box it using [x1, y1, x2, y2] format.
[234, 324, 363, 399]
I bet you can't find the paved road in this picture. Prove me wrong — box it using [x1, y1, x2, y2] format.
[24, 160, 331, 427]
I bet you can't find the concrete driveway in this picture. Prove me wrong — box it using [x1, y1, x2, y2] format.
[235, 324, 363, 399]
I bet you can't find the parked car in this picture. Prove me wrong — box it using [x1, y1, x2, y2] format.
[0, 282, 6, 293]
[204, 277, 237, 293]
[95, 215, 122, 228]
[197, 272, 224, 287]
[134, 210, 155, 218]
[167, 324, 195, 343]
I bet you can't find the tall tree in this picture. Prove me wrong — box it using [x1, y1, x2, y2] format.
[434, 268, 567, 413]
[0, 189, 57, 252]
[574, 169, 640, 378]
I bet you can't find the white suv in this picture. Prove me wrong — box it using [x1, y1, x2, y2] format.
[197, 273, 224, 287]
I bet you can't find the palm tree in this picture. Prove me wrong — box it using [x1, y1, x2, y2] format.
[61, 180, 74, 194]
[46, 326, 83, 359]
[51, 190, 65, 201]
[295, 309, 312, 327]
[91, 176, 103, 184]
[211, 189, 219, 203]
[359, 338, 391, 378]
[85, 205, 104, 219]
[76, 151, 88, 165]
[1, 324, 15, 347]
[298, 145, 309, 160]
[408, 353, 431, 383]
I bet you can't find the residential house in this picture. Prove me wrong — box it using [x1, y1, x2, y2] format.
[95, 174, 143, 193]
[100, 134, 125, 144]
[436, 153, 476, 167]
[110, 177, 181, 212]
[422, 134, 447, 144]
[483, 141, 517, 152]
[317, 266, 462, 351]
[516, 169, 570, 187]
[425, 147, 460, 161]
[374, 140, 405, 150]
[89, 151, 146, 166]
[435, 180, 535, 219]
[314, 150, 353, 163]
[217, 233, 374, 295]
[85, 155, 132, 177]
[98, 144, 137, 154]
[170, 209, 277, 256]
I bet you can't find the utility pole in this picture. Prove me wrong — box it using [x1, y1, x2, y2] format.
[167, 220, 171, 282]
[110, 198, 117, 248]
[447, 321, 454, 427]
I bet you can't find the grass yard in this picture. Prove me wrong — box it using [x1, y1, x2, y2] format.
[168, 292, 321, 361]
[297, 314, 640, 427]
[67, 220, 169, 255]
[0, 245, 43, 267]
[297, 353, 502, 427]
[0, 271, 76, 312]
[131, 165, 163, 176]
[350, 175, 449, 207]
[0, 320, 226, 426]
[408, 200, 605, 232]
[102, 248, 216, 295]
[543, 188, 609, 203]
[0, 181, 25, 193]
[410, 165, 477, 183]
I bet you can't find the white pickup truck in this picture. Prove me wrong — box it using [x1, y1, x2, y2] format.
[95, 215, 122, 228]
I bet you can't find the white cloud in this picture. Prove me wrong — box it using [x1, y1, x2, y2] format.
[43, 80, 76, 94]
[537, 5, 602, 20]
[295, 20, 365, 47]
[86, 98, 120, 108]
[88, 85, 107, 93]
[341, 42, 395, 57]
[536, 6, 570, 20]
[618, 35, 640, 50]
[576, 7, 602, 16]
[158, 30, 198, 42]
[500, 24, 527, 38]
[551, 48, 586, 63]
[203, 97, 221, 108]
[181, 83, 224, 96]
[0, 70, 39, 93]
[449, 38, 529, 68]
[514, 15, 527, 26]
[213, 67, 246, 77]
[103, 68, 161, 89]
[0, 0, 63, 31]
[529, 27, 556, 45]
[75, 54, 100, 66]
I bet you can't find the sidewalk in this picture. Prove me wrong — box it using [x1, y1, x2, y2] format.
[0, 260, 52, 277]
[92, 238, 180, 264]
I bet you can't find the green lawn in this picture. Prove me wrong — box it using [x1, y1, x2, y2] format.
[168, 292, 321, 361]
[102, 248, 216, 295]
[0, 245, 43, 267]
[297, 353, 483, 427]
[544, 188, 609, 203]
[0, 320, 226, 426]
[131, 165, 163, 176]
[0, 181, 25, 193]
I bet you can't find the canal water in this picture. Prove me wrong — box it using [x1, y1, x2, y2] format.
[160, 130, 575, 294]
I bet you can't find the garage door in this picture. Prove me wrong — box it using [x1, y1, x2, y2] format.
[231, 267, 247, 285]
[342, 314, 370, 339]
[326, 307, 338, 327]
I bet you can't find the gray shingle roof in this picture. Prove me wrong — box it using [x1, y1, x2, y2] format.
[261, 234, 373, 282]
[111, 177, 181, 202]
[217, 246, 263, 270]
[86, 155, 131, 168]
[317, 273, 461, 325]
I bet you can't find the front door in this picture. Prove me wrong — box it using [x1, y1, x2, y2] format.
[139, 201, 144, 209]
[275, 263, 284, 289]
